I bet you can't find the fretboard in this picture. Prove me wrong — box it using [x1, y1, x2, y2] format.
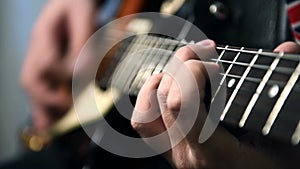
[98, 34, 300, 146]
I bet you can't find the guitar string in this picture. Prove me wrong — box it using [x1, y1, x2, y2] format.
[115, 38, 300, 125]
[125, 35, 162, 94]
[115, 48, 300, 92]
[122, 35, 157, 91]
[106, 34, 164, 94]
[105, 34, 299, 85]
[109, 47, 297, 91]
[119, 35, 153, 92]
[151, 38, 181, 76]
[126, 35, 162, 93]
[134, 38, 180, 94]
[105, 34, 300, 96]
[212, 59, 295, 75]
[122, 35, 300, 62]
[98, 35, 137, 87]
[126, 16, 196, 94]
[112, 51, 299, 96]
[102, 34, 300, 139]
[129, 36, 181, 95]
[117, 34, 166, 94]
[106, 35, 147, 89]
[101, 29, 300, 62]
[216, 46, 300, 62]
[118, 34, 155, 92]
[129, 36, 166, 93]
[126, 35, 300, 143]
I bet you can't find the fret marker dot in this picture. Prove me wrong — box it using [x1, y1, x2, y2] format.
[227, 78, 235, 88]
[268, 84, 279, 98]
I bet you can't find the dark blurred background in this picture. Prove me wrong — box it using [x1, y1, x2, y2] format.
[0, 0, 46, 164]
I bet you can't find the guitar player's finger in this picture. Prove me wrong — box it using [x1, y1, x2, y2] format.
[160, 60, 206, 127]
[132, 74, 167, 137]
[158, 49, 189, 97]
[160, 60, 220, 145]
[22, 55, 72, 111]
[174, 39, 216, 62]
[31, 102, 51, 133]
[31, 101, 66, 133]
[273, 41, 300, 53]
[158, 39, 216, 98]
[65, 0, 97, 75]
[190, 39, 217, 61]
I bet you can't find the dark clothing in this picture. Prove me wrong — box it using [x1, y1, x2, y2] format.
[188, 0, 293, 49]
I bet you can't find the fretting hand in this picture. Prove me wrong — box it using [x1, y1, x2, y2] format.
[132, 39, 300, 169]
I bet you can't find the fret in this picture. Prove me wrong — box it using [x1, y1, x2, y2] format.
[216, 45, 228, 64]
[262, 62, 300, 135]
[231, 52, 282, 132]
[110, 35, 150, 91]
[152, 54, 169, 75]
[291, 121, 300, 145]
[220, 47, 245, 121]
[248, 52, 282, 109]
[132, 37, 170, 94]
[120, 34, 147, 60]
[100, 36, 145, 88]
[120, 35, 158, 92]
[254, 55, 282, 94]
[98, 36, 136, 88]
[128, 36, 180, 95]
[211, 45, 228, 103]
[151, 38, 181, 75]
[238, 49, 263, 127]
[130, 37, 158, 92]
[219, 46, 239, 86]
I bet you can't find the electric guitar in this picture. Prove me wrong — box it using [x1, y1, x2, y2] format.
[21, 0, 300, 152]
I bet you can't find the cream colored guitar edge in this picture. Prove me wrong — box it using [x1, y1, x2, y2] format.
[22, 82, 122, 151]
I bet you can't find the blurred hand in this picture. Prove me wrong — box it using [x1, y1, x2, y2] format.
[20, 0, 98, 133]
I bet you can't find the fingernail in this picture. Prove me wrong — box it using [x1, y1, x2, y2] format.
[196, 39, 214, 46]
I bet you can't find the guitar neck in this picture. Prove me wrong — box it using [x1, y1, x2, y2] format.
[99, 34, 300, 146]
[216, 45, 300, 146]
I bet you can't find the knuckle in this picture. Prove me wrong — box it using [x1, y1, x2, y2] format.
[167, 94, 181, 112]
[131, 121, 144, 133]
[184, 60, 206, 77]
[140, 74, 162, 95]
[185, 59, 203, 69]
[158, 85, 169, 96]
[175, 46, 196, 61]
